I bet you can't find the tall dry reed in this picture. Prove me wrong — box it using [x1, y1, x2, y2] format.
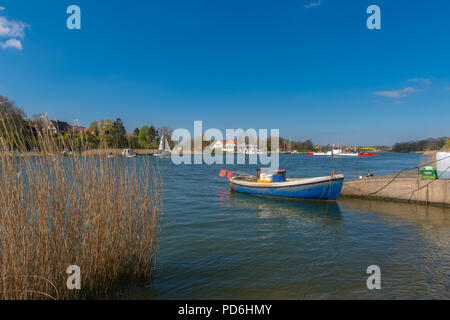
[0, 115, 161, 299]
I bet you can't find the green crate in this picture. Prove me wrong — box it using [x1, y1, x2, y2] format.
[420, 169, 436, 180]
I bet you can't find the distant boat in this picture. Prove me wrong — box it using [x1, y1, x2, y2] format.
[122, 149, 137, 158]
[154, 136, 172, 157]
[306, 152, 378, 157]
[61, 149, 73, 156]
[307, 151, 332, 156]
[357, 153, 379, 157]
[306, 146, 378, 157]
[230, 173, 344, 200]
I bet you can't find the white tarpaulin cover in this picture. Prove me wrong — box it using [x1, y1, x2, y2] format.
[436, 152, 450, 180]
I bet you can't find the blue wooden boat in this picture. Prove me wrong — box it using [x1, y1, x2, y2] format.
[229, 174, 344, 200]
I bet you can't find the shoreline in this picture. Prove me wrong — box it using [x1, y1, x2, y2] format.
[7, 148, 449, 159]
[414, 149, 449, 156]
[81, 148, 159, 156]
[341, 171, 449, 207]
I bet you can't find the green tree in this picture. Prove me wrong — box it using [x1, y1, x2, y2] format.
[100, 120, 114, 148]
[138, 126, 151, 148]
[148, 126, 158, 145]
[89, 121, 98, 130]
[304, 139, 314, 151]
[112, 118, 127, 148]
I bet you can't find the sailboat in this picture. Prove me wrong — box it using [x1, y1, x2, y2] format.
[154, 136, 172, 157]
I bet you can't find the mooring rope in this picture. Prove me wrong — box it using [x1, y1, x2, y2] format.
[348, 154, 450, 197]
[398, 166, 450, 200]
[302, 177, 334, 299]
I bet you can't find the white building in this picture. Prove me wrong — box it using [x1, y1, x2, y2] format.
[208, 139, 237, 152]
[210, 140, 224, 151]
[236, 142, 247, 153]
[224, 139, 237, 152]
[248, 144, 258, 154]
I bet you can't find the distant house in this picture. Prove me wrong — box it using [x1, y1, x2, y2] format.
[70, 125, 89, 134]
[236, 142, 258, 154]
[208, 139, 237, 152]
[209, 140, 224, 151]
[47, 120, 71, 134]
[224, 139, 237, 152]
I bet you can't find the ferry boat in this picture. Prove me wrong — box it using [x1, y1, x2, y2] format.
[306, 146, 378, 157]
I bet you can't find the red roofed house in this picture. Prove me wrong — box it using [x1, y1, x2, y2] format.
[209, 139, 237, 152]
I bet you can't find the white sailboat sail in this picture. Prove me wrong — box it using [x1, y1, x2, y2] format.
[164, 137, 171, 152]
[158, 137, 164, 151]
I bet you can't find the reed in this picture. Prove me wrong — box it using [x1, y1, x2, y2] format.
[0, 115, 161, 299]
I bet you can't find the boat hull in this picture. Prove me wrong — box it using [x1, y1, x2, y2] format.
[230, 175, 344, 200]
[358, 153, 378, 157]
[154, 152, 170, 157]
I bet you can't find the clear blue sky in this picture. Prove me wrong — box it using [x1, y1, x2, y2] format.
[0, 0, 449, 145]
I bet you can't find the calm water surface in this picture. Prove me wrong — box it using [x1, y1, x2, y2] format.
[128, 152, 450, 299]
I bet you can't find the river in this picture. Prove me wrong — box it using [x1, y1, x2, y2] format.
[123, 152, 449, 299]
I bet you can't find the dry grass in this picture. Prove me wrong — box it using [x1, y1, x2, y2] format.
[0, 115, 161, 299]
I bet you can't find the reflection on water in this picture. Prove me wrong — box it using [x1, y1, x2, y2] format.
[229, 191, 343, 221]
[339, 198, 450, 249]
[339, 197, 450, 257]
[338, 198, 450, 227]
[337, 198, 450, 299]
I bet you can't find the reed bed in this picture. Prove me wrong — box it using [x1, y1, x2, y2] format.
[0, 116, 161, 299]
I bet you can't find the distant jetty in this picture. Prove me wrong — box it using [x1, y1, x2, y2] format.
[341, 171, 449, 207]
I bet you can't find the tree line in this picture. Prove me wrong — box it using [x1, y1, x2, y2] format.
[85, 119, 172, 149]
[0, 94, 172, 151]
[392, 137, 448, 153]
[1, 94, 315, 152]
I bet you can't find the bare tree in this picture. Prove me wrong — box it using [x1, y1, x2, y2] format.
[158, 126, 173, 141]
[0, 95, 27, 119]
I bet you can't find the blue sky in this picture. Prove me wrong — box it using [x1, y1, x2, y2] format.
[0, 0, 449, 145]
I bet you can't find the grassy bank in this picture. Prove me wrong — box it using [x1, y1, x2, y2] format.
[0, 116, 161, 299]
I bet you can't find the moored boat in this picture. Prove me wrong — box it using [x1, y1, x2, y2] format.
[122, 149, 137, 158]
[229, 173, 344, 200]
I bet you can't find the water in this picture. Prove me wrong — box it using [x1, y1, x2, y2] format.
[127, 152, 450, 299]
